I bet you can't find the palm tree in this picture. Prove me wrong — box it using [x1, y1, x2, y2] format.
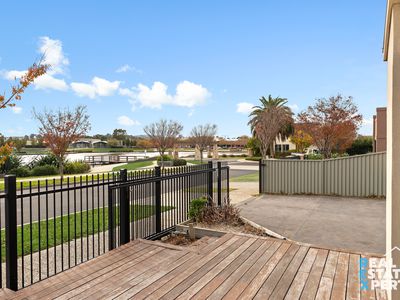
[248, 95, 294, 158]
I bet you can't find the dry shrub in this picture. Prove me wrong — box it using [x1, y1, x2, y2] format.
[200, 198, 241, 226]
[162, 233, 194, 246]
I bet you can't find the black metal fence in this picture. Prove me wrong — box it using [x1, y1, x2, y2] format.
[0, 161, 229, 291]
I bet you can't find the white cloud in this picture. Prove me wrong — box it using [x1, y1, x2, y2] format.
[121, 80, 210, 109]
[71, 77, 121, 99]
[2, 70, 27, 80]
[288, 104, 299, 112]
[236, 102, 254, 114]
[39, 36, 69, 75]
[10, 106, 22, 114]
[117, 115, 140, 127]
[174, 81, 210, 107]
[34, 74, 69, 91]
[1, 37, 70, 92]
[188, 109, 195, 117]
[116, 64, 142, 74]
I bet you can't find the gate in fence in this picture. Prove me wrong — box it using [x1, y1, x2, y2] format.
[0, 161, 229, 291]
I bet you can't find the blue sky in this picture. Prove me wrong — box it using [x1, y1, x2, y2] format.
[0, 0, 387, 138]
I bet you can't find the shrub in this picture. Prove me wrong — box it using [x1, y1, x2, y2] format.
[156, 155, 172, 161]
[29, 154, 59, 169]
[64, 161, 91, 174]
[221, 154, 227, 158]
[1, 155, 23, 173]
[8, 167, 31, 177]
[240, 154, 248, 157]
[31, 165, 58, 176]
[172, 158, 187, 166]
[188, 197, 208, 222]
[201, 199, 241, 226]
[306, 153, 323, 160]
[207, 154, 212, 158]
[331, 152, 349, 159]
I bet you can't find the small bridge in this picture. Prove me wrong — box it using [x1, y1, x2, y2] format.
[84, 154, 149, 165]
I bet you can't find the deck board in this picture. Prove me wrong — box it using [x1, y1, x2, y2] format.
[0, 233, 385, 300]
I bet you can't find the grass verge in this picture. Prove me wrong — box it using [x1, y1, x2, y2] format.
[112, 160, 154, 171]
[230, 172, 259, 182]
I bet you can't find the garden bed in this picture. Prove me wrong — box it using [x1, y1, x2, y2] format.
[175, 216, 285, 240]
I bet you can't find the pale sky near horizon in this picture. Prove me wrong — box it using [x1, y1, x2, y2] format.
[0, 0, 387, 138]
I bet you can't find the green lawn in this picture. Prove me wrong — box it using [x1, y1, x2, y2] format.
[0, 204, 173, 261]
[112, 160, 154, 171]
[231, 172, 259, 182]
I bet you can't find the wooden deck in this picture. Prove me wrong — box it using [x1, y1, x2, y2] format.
[0, 233, 387, 299]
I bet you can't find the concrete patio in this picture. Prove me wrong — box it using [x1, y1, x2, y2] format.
[238, 195, 385, 254]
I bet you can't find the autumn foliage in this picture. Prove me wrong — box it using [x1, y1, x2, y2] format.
[290, 129, 313, 153]
[33, 106, 91, 177]
[0, 143, 13, 168]
[0, 61, 49, 109]
[297, 95, 362, 158]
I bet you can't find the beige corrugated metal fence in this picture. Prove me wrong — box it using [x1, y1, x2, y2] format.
[261, 152, 386, 197]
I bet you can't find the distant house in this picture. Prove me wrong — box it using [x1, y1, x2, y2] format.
[373, 107, 387, 152]
[70, 139, 108, 149]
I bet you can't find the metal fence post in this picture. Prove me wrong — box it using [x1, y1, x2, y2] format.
[259, 159, 263, 194]
[119, 169, 130, 245]
[155, 166, 162, 233]
[207, 161, 213, 203]
[108, 186, 115, 251]
[217, 162, 222, 206]
[5, 175, 18, 291]
[226, 166, 230, 202]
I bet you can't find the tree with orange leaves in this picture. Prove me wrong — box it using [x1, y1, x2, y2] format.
[297, 94, 362, 158]
[0, 60, 49, 173]
[33, 106, 91, 178]
[0, 61, 49, 109]
[290, 129, 313, 153]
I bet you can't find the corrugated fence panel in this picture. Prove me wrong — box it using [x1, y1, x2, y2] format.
[261, 152, 386, 197]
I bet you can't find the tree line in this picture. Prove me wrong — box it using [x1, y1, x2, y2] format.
[249, 94, 365, 159]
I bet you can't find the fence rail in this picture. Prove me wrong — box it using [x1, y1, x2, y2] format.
[0, 161, 229, 291]
[260, 152, 386, 197]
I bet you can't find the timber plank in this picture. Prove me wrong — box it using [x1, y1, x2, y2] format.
[190, 239, 268, 300]
[253, 244, 301, 299]
[331, 252, 350, 300]
[222, 241, 282, 299]
[347, 253, 361, 300]
[315, 250, 339, 299]
[78, 248, 185, 299]
[15, 241, 148, 300]
[148, 237, 254, 299]
[284, 248, 319, 300]
[63, 247, 171, 299]
[133, 235, 242, 300]
[239, 242, 291, 299]
[299, 249, 329, 300]
[269, 245, 309, 299]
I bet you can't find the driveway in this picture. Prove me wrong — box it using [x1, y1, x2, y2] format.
[238, 194, 385, 254]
